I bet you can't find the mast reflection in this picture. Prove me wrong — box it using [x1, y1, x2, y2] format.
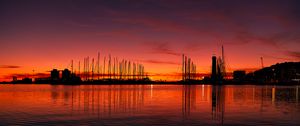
[51, 85, 146, 119]
[211, 85, 225, 125]
[44, 84, 300, 125]
[182, 85, 197, 119]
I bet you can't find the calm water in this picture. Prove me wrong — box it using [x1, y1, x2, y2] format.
[0, 84, 299, 126]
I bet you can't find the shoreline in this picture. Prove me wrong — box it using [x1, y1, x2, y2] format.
[1, 81, 299, 86]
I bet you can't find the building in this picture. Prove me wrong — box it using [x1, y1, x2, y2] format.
[251, 62, 300, 83]
[211, 56, 217, 83]
[233, 70, 246, 82]
[12, 76, 17, 82]
[51, 69, 60, 81]
[62, 69, 71, 81]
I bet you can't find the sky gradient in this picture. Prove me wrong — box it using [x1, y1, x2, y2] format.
[1, 0, 300, 81]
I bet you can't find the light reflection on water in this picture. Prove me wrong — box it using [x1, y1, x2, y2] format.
[0, 84, 299, 126]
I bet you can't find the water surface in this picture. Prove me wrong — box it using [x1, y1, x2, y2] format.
[0, 84, 299, 125]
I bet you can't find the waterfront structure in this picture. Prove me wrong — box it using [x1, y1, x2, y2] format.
[233, 70, 246, 82]
[211, 46, 226, 84]
[182, 54, 197, 82]
[251, 62, 300, 83]
[62, 69, 71, 82]
[211, 55, 217, 83]
[51, 69, 60, 81]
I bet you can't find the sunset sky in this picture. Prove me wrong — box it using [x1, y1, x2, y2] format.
[1, 0, 300, 81]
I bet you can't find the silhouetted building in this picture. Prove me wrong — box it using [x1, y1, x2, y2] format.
[51, 69, 60, 81]
[250, 62, 300, 84]
[12, 76, 17, 82]
[12, 76, 32, 84]
[211, 56, 217, 83]
[35, 77, 51, 84]
[60, 69, 81, 84]
[62, 69, 71, 82]
[22, 78, 32, 83]
[211, 54, 225, 84]
[233, 70, 246, 82]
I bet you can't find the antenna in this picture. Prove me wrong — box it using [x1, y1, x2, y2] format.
[188, 58, 191, 80]
[185, 56, 187, 80]
[32, 69, 35, 82]
[71, 60, 74, 74]
[182, 54, 185, 81]
[97, 52, 100, 80]
[261, 57, 264, 68]
[78, 61, 80, 77]
[113, 57, 116, 79]
[87, 57, 89, 80]
[103, 56, 106, 79]
[123, 60, 126, 79]
[84, 58, 86, 80]
[116, 57, 119, 79]
[221, 45, 226, 77]
[108, 54, 111, 79]
[222, 45, 225, 64]
[92, 58, 94, 80]
[133, 62, 136, 79]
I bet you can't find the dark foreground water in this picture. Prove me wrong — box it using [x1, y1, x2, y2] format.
[0, 84, 299, 126]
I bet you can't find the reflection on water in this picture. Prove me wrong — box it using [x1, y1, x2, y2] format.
[0, 84, 299, 125]
[50, 85, 146, 117]
[211, 85, 225, 125]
